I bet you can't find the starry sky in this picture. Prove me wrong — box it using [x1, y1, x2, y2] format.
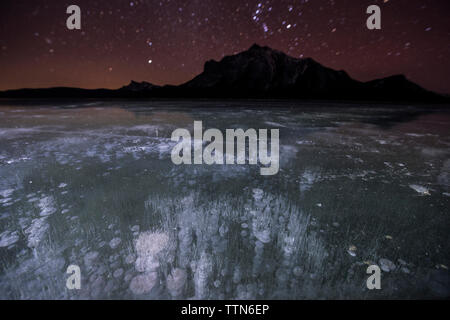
[0, 0, 449, 93]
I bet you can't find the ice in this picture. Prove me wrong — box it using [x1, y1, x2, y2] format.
[138, 146, 334, 298]
[409, 184, 431, 195]
[437, 159, 450, 187]
[194, 252, 213, 299]
[0, 103, 448, 299]
[0, 127, 37, 137]
[135, 231, 169, 256]
[125, 254, 136, 264]
[0, 189, 14, 198]
[296, 140, 314, 145]
[0, 230, 20, 247]
[379, 258, 396, 272]
[128, 124, 159, 134]
[167, 268, 187, 297]
[38, 196, 57, 216]
[398, 259, 407, 266]
[109, 237, 122, 249]
[265, 121, 286, 127]
[90, 276, 105, 298]
[347, 245, 357, 257]
[0, 197, 12, 204]
[113, 268, 124, 278]
[132, 231, 169, 274]
[299, 169, 320, 192]
[84, 251, 99, 268]
[232, 266, 242, 284]
[0, 212, 10, 220]
[254, 229, 271, 243]
[24, 217, 49, 248]
[251, 203, 272, 244]
[421, 148, 447, 157]
[293, 266, 303, 277]
[177, 225, 194, 269]
[252, 188, 264, 201]
[129, 272, 158, 295]
[124, 272, 134, 283]
[401, 267, 411, 274]
[280, 145, 299, 164]
[135, 255, 160, 272]
[405, 133, 426, 137]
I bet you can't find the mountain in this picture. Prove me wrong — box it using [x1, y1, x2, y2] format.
[0, 44, 444, 102]
[0, 87, 117, 99]
[181, 44, 361, 97]
[0, 81, 159, 99]
[120, 81, 160, 92]
[179, 44, 438, 100]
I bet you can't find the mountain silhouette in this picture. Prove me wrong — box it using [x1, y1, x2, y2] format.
[182, 44, 360, 96]
[0, 44, 444, 102]
[120, 80, 160, 92]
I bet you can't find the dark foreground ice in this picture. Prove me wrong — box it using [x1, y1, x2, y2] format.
[0, 100, 449, 299]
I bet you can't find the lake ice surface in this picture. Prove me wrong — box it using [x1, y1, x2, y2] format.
[0, 100, 449, 299]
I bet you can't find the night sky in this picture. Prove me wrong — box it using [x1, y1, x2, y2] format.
[0, 0, 449, 93]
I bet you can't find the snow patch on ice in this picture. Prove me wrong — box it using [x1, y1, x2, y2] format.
[24, 218, 49, 248]
[0, 230, 20, 247]
[0, 189, 14, 198]
[409, 184, 431, 195]
[38, 196, 57, 216]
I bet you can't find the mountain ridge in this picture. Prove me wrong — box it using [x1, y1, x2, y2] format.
[0, 44, 446, 102]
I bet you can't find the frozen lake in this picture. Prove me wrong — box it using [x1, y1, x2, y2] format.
[0, 100, 449, 299]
